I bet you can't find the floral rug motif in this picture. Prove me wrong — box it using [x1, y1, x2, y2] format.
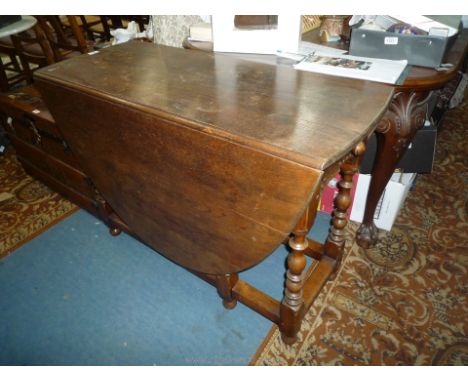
[251, 96, 468, 366]
[0, 149, 78, 259]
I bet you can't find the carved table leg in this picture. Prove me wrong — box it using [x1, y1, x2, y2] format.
[280, 211, 309, 344]
[325, 142, 366, 275]
[216, 273, 239, 309]
[356, 91, 432, 248]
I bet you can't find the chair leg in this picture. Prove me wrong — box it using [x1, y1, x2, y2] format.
[18, 57, 33, 84]
[0, 59, 10, 92]
[8, 53, 21, 73]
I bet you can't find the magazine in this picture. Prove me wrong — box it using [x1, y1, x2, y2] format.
[294, 53, 408, 84]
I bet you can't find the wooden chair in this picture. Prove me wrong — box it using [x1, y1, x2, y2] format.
[60, 16, 113, 42]
[62, 16, 149, 43]
[124, 16, 149, 32]
[96, 16, 150, 40]
[9, 23, 55, 84]
[0, 44, 24, 91]
[35, 16, 90, 62]
[81, 16, 112, 41]
[95, 16, 126, 41]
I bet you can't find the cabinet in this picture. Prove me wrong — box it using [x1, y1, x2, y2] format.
[0, 85, 128, 235]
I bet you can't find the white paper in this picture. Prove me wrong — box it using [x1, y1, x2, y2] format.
[294, 52, 407, 84]
[350, 173, 416, 231]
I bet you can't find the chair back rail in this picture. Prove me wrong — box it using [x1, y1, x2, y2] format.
[36, 16, 89, 61]
[10, 23, 55, 83]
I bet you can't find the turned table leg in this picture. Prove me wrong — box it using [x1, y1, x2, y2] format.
[356, 91, 431, 248]
[325, 142, 366, 275]
[216, 273, 239, 309]
[280, 214, 308, 344]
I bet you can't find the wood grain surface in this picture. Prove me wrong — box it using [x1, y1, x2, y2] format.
[35, 41, 393, 170]
[35, 42, 393, 274]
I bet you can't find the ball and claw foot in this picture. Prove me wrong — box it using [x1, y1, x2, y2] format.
[356, 222, 378, 249]
[109, 227, 122, 236]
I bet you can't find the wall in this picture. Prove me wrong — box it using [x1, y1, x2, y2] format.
[152, 15, 210, 47]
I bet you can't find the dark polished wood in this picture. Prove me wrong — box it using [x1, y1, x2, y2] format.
[34, 41, 393, 343]
[304, 27, 468, 248]
[356, 91, 432, 247]
[356, 29, 468, 248]
[0, 85, 127, 236]
[10, 23, 55, 84]
[36, 16, 90, 62]
[75, 16, 113, 42]
[324, 142, 366, 272]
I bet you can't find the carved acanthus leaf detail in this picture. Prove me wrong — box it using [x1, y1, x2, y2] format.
[376, 91, 432, 153]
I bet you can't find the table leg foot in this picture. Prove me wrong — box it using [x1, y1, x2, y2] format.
[279, 303, 303, 345]
[356, 222, 378, 249]
[216, 274, 239, 310]
[222, 299, 237, 310]
[109, 227, 122, 236]
[280, 332, 297, 346]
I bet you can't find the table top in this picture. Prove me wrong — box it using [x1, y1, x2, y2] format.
[35, 41, 393, 171]
[34, 41, 395, 274]
[0, 16, 36, 38]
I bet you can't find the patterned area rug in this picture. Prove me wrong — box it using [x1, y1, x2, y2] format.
[0, 149, 78, 259]
[251, 97, 468, 365]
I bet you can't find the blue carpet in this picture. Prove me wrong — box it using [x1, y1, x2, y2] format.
[0, 209, 331, 365]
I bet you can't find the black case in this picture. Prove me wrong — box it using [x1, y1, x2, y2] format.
[360, 121, 437, 174]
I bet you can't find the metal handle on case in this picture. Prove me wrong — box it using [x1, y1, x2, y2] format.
[20, 115, 42, 145]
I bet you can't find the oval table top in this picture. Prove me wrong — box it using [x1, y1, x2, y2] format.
[35, 41, 394, 171]
[34, 41, 394, 274]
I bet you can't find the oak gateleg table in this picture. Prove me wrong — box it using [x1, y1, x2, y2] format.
[35, 41, 394, 343]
